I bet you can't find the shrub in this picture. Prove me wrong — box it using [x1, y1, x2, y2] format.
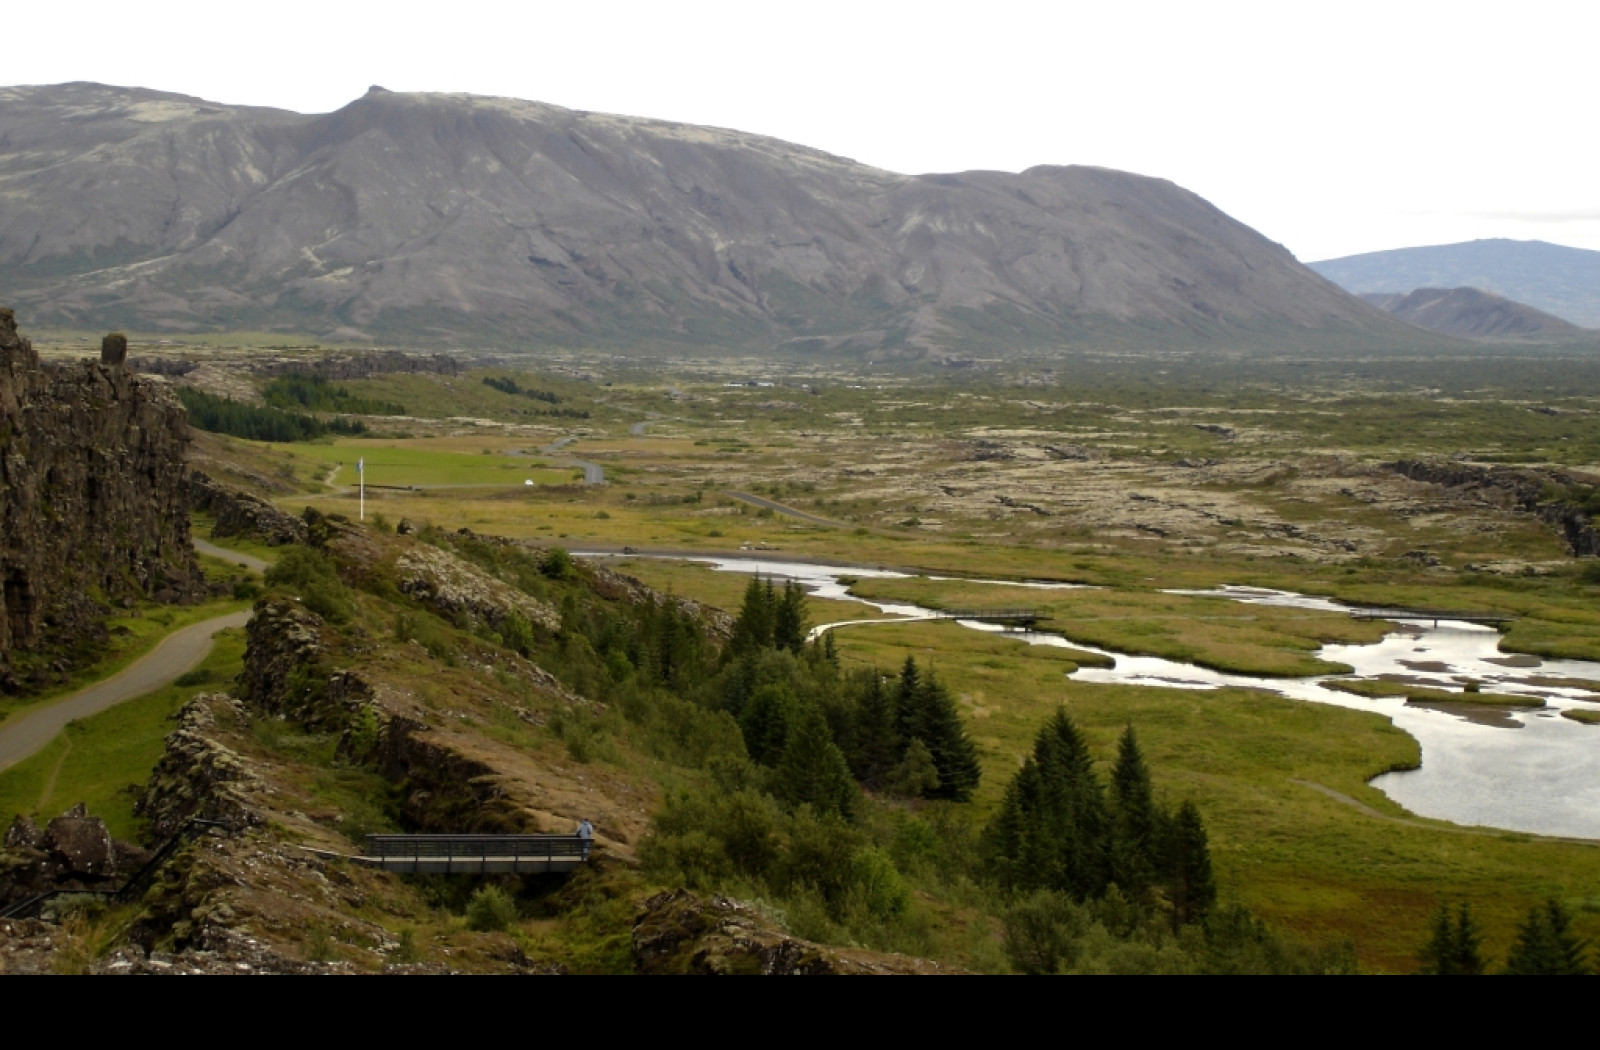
[465, 885, 519, 932]
[264, 547, 353, 623]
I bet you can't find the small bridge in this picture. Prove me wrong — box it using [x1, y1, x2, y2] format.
[359, 834, 592, 875]
[932, 609, 1048, 630]
[1349, 607, 1517, 627]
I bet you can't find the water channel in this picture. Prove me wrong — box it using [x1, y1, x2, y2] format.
[585, 554, 1600, 840]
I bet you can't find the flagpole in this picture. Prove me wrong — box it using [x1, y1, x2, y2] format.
[358, 457, 365, 521]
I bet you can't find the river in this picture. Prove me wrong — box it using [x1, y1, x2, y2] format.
[584, 555, 1600, 839]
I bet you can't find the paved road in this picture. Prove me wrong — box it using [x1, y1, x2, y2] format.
[539, 436, 606, 484]
[0, 609, 251, 774]
[193, 538, 271, 574]
[724, 491, 850, 529]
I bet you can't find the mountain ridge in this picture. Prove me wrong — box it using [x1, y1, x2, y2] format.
[2, 83, 1408, 353]
[1360, 287, 1583, 340]
[1310, 239, 1600, 330]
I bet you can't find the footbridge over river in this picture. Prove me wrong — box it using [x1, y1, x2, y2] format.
[1348, 607, 1517, 628]
[930, 609, 1049, 630]
[358, 834, 592, 875]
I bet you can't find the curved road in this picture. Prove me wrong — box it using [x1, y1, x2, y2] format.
[0, 609, 251, 774]
[0, 537, 269, 774]
[193, 538, 271, 574]
[539, 436, 606, 485]
[724, 491, 851, 529]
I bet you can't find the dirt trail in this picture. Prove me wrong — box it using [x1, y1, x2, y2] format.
[0, 610, 251, 774]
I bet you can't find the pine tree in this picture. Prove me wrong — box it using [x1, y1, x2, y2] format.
[1419, 904, 1457, 975]
[739, 683, 795, 766]
[1109, 726, 1158, 896]
[1451, 903, 1485, 975]
[894, 656, 922, 743]
[1031, 708, 1109, 900]
[904, 670, 982, 801]
[822, 631, 839, 667]
[773, 580, 809, 653]
[773, 703, 858, 818]
[730, 575, 775, 654]
[1167, 799, 1216, 928]
[849, 670, 901, 786]
[1503, 898, 1590, 975]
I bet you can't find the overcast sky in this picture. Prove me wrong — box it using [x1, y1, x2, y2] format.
[9, 0, 1597, 261]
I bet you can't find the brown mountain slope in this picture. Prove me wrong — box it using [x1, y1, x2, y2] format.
[0, 83, 1401, 353]
[1360, 287, 1585, 340]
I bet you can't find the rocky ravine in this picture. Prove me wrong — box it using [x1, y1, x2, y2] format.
[0, 310, 201, 690]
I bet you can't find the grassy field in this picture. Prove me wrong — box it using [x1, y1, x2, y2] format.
[274, 440, 582, 488]
[0, 629, 248, 839]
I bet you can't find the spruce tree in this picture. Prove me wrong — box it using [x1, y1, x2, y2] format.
[773, 580, 809, 653]
[1504, 898, 1590, 975]
[730, 575, 775, 654]
[849, 670, 901, 785]
[1419, 904, 1457, 975]
[906, 670, 982, 801]
[739, 683, 795, 766]
[1451, 903, 1485, 975]
[1109, 726, 1159, 896]
[773, 703, 858, 818]
[1167, 800, 1216, 928]
[1032, 708, 1109, 900]
[894, 656, 922, 743]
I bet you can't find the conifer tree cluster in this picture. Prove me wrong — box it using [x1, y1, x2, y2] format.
[983, 712, 1216, 928]
[730, 576, 810, 655]
[1418, 897, 1591, 975]
[722, 578, 982, 804]
[1418, 903, 1485, 975]
[1503, 898, 1591, 975]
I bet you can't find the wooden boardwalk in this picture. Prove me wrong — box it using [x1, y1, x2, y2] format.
[1348, 607, 1516, 627]
[931, 609, 1048, 629]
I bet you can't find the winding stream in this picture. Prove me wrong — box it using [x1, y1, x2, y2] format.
[588, 555, 1600, 840]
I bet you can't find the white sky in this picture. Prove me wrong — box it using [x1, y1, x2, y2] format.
[8, 0, 1598, 260]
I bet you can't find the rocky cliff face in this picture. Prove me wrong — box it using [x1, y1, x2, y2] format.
[0, 309, 200, 688]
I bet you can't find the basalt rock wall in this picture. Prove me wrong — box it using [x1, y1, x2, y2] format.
[0, 310, 200, 686]
[1387, 458, 1599, 557]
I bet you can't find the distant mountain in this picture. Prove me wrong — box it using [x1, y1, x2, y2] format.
[1360, 287, 1584, 340]
[1311, 240, 1600, 329]
[0, 83, 1406, 354]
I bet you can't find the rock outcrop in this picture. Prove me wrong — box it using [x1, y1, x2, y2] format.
[1388, 459, 1599, 557]
[189, 471, 307, 546]
[0, 309, 201, 689]
[0, 804, 153, 909]
[631, 890, 955, 974]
